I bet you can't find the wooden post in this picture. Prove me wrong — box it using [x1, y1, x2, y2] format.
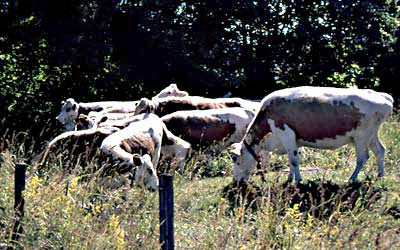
[12, 162, 27, 242]
[159, 174, 174, 250]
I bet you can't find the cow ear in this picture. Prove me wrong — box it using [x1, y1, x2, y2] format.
[135, 98, 148, 115]
[228, 143, 242, 156]
[132, 154, 143, 166]
[139, 98, 148, 105]
[149, 104, 155, 113]
[61, 100, 65, 105]
[99, 116, 108, 123]
[78, 114, 87, 119]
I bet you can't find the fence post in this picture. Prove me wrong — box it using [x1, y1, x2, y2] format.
[159, 174, 174, 250]
[12, 162, 27, 242]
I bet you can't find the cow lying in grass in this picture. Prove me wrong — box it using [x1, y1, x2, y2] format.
[100, 113, 191, 190]
[134, 96, 261, 117]
[230, 86, 393, 183]
[56, 83, 189, 131]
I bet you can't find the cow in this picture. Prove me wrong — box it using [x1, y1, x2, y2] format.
[229, 86, 393, 183]
[134, 96, 261, 117]
[100, 113, 191, 190]
[160, 107, 255, 153]
[56, 98, 139, 131]
[56, 83, 189, 131]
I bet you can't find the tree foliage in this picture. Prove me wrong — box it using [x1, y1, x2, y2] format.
[0, 0, 399, 136]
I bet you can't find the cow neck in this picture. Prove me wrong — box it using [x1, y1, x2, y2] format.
[243, 140, 265, 181]
[243, 140, 260, 165]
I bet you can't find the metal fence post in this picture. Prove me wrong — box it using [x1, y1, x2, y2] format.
[12, 162, 27, 242]
[159, 174, 174, 250]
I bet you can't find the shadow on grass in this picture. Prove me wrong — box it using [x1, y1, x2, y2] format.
[222, 178, 388, 220]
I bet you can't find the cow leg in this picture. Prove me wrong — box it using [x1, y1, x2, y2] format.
[269, 122, 301, 183]
[287, 148, 301, 183]
[369, 134, 385, 178]
[150, 129, 163, 169]
[350, 140, 370, 182]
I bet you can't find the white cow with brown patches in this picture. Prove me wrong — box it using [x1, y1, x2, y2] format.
[56, 83, 189, 131]
[230, 86, 393, 183]
[56, 98, 139, 131]
[100, 113, 191, 190]
[135, 96, 260, 117]
[161, 107, 255, 153]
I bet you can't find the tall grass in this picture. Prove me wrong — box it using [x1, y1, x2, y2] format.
[0, 116, 399, 249]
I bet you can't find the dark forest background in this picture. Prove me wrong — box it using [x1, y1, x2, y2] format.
[1, 0, 400, 143]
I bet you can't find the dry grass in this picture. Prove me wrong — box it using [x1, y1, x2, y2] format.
[1, 116, 399, 249]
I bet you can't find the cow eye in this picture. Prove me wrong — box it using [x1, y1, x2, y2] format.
[147, 168, 153, 175]
[232, 155, 238, 162]
[66, 107, 71, 112]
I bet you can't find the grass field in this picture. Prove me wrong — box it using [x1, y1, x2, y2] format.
[1, 115, 399, 249]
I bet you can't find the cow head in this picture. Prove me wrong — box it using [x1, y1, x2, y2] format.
[229, 142, 270, 182]
[155, 83, 189, 98]
[161, 137, 192, 171]
[56, 98, 80, 125]
[135, 98, 156, 115]
[131, 154, 159, 190]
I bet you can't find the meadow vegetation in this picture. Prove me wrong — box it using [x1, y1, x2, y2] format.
[2, 2, 400, 249]
[0, 115, 399, 249]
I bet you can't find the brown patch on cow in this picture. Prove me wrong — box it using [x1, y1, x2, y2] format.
[120, 135, 155, 157]
[262, 97, 364, 142]
[247, 110, 272, 144]
[76, 115, 90, 130]
[224, 101, 243, 108]
[80, 106, 102, 113]
[157, 98, 242, 116]
[163, 116, 236, 148]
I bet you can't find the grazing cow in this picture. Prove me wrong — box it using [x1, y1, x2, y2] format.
[161, 107, 255, 153]
[135, 96, 260, 117]
[100, 113, 191, 190]
[230, 86, 393, 183]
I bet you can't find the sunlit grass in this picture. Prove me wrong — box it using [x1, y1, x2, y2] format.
[0, 116, 399, 249]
